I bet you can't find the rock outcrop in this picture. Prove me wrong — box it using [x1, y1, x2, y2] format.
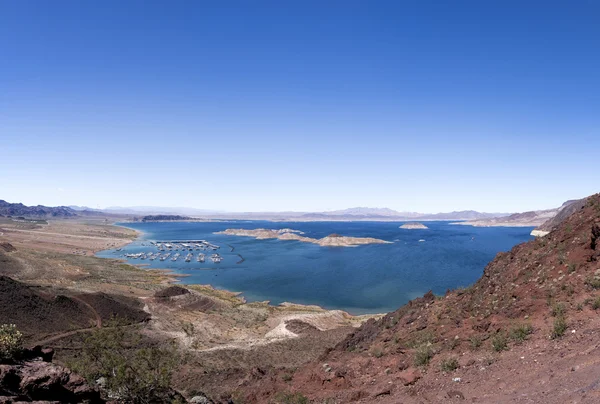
[215, 228, 391, 247]
[0, 243, 16, 253]
[399, 222, 428, 229]
[0, 347, 104, 403]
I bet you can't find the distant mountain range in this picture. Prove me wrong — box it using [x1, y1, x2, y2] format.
[288, 208, 507, 221]
[324, 207, 421, 217]
[98, 206, 508, 221]
[0, 200, 78, 218]
[0, 199, 548, 223]
[102, 206, 224, 216]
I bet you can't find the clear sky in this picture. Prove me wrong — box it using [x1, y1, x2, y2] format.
[1, 1, 598, 213]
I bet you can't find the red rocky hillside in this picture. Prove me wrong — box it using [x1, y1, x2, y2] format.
[238, 193, 600, 403]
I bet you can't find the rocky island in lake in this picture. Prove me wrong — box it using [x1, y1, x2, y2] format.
[399, 222, 428, 229]
[215, 228, 391, 247]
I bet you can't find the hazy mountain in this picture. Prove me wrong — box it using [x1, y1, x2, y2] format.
[100, 205, 511, 221]
[103, 206, 224, 216]
[0, 200, 77, 218]
[68, 205, 101, 212]
[418, 210, 506, 220]
[324, 207, 422, 218]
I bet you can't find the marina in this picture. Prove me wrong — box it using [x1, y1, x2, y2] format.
[121, 240, 224, 266]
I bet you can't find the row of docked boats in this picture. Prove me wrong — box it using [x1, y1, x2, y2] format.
[152, 241, 220, 252]
[125, 252, 222, 263]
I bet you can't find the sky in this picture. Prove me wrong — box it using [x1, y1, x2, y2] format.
[1, 1, 599, 213]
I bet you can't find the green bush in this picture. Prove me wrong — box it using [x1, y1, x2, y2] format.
[414, 344, 433, 366]
[585, 278, 600, 289]
[440, 357, 459, 372]
[551, 302, 565, 317]
[275, 392, 309, 404]
[491, 333, 508, 352]
[371, 347, 384, 358]
[592, 297, 600, 310]
[0, 324, 23, 361]
[551, 316, 567, 339]
[510, 323, 533, 343]
[469, 335, 482, 350]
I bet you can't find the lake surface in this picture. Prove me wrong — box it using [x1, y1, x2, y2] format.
[97, 221, 533, 314]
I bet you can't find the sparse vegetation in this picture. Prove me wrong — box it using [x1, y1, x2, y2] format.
[469, 335, 482, 350]
[385, 315, 398, 329]
[406, 329, 435, 348]
[551, 302, 565, 317]
[449, 337, 460, 350]
[585, 277, 600, 290]
[181, 321, 195, 337]
[510, 323, 533, 343]
[482, 356, 495, 366]
[592, 297, 600, 310]
[0, 324, 23, 361]
[414, 344, 434, 366]
[371, 347, 384, 358]
[275, 392, 309, 404]
[69, 319, 180, 403]
[440, 357, 459, 372]
[491, 333, 508, 352]
[551, 316, 568, 339]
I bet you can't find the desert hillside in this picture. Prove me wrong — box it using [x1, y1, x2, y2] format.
[236, 194, 600, 403]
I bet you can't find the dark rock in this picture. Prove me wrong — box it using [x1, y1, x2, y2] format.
[0, 360, 104, 403]
[591, 223, 600, 251]
[154, 286, 190, 298]
[0, 243, 16, 253]
[447, 390, 465, 399]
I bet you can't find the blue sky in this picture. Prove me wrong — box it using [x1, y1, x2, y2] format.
[1, 1, 598, 213]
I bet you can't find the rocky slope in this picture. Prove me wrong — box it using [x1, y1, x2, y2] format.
[536, 198, 587, 232]
[237, 193, 600, 403]
[0, 266, 148, 344]
[452, 208, 559, 227]
[455, 199, 585, 230]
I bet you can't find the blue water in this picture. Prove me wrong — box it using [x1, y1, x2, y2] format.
[97, 221, 533, 314]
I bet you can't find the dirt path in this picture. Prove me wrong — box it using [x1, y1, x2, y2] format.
[32, 322, 144, 347]
[31, 295, 102, 346]
[70, 296, 102, 328]
[32, 327, 100, 346]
